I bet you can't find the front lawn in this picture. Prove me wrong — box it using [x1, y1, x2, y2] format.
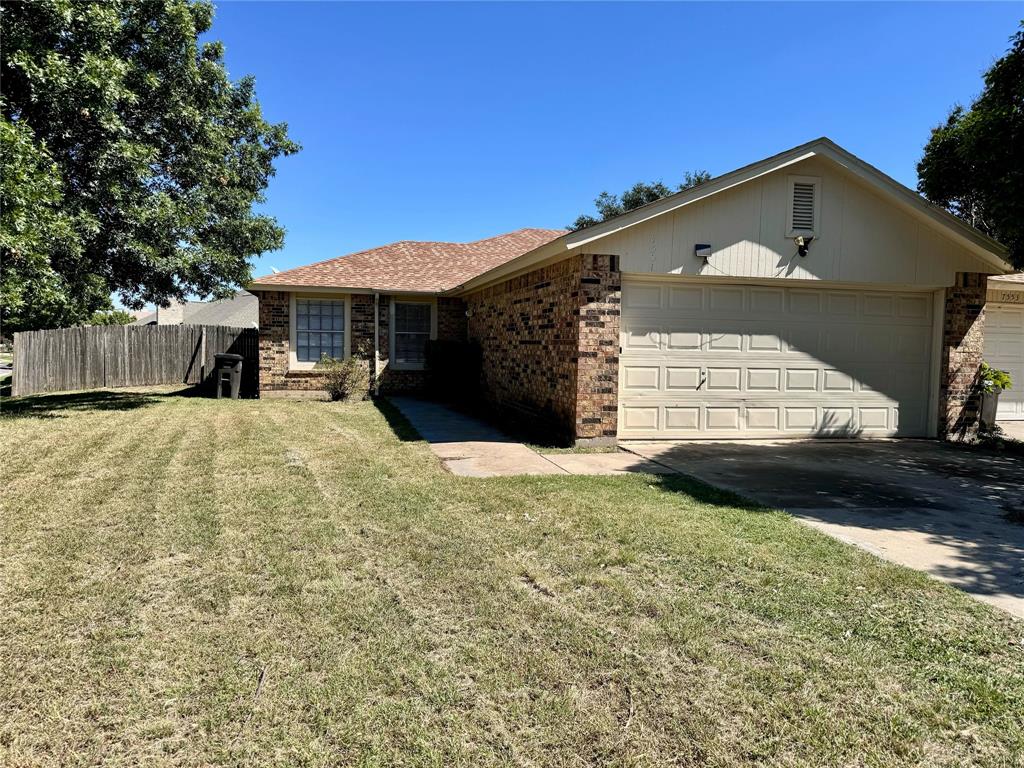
[1, 389, 1021, 766]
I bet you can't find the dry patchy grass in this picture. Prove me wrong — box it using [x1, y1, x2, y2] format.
[0, 389, 1022, 767]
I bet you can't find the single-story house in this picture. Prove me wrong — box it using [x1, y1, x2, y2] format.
[249, 138, 1017, 445]
[132, 290, 259, 328]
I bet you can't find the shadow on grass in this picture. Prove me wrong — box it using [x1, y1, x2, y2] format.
[645, 471, 767, 513]
[0, 386, 205, 419]
[372, 396, 425, 442]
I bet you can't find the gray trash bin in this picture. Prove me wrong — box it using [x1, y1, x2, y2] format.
[214, 353, 244, 399]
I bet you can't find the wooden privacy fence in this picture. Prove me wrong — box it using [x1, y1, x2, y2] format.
[12, 325, 258, 397]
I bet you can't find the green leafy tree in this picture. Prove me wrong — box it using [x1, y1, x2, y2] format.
[569, 171, 711, 231]
[87, 309, 135, 326]
[0, 0, 299, 332]
[918, 24, 1023, 268]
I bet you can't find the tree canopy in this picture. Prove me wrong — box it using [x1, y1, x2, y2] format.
[1, 0, 299, 332]
[569, 171, 711, 231]
[87, 309, 135, 326]
[917, 23, 1023, 269]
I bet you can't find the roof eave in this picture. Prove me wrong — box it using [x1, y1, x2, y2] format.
[248, 282, 441, 296]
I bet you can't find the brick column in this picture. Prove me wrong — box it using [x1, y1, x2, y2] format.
[939, 272, 987, 440]
[255, 290, 289, 393]
[574, 254, 621, 446]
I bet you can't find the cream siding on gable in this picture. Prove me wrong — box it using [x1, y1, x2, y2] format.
[597, 157, 995, 288]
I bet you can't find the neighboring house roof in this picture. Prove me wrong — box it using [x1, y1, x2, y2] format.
[183, 290, 258, 327]
[249, 228, 566, 293]
[131, 291, 258, 328]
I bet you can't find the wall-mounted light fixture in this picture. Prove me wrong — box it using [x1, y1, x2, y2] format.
[795, 235, 814, 257]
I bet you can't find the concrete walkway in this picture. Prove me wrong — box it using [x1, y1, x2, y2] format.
[1000, 421, 1024, 442]
[387, 397, 670, 477]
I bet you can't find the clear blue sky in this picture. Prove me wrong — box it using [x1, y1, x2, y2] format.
[209, 1, 1021, 278]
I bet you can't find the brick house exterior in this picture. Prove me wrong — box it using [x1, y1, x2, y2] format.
[248, 140, 1014, 444]
[254, 290, 467, 397]
[465, 254, 620, 444]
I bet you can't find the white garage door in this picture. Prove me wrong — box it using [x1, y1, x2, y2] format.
[985, 304, 1024, 420]
[619, 280, 935, 439]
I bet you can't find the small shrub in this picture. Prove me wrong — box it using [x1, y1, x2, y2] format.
[318, 344, 372, 402]
[980, 361, 1013, 393]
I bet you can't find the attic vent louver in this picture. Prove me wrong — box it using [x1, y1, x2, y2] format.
[791, 182, 816, 232]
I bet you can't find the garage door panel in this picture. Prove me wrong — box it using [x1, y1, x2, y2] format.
[785, 369, 819, 391]
[985, 305, 1024, 420]
[789, 291, 823, 314]
[708, 332, 742, 351]
[620, 280, 935, 438]
[665, 407, 700, 430]
[707, 368, 741, 390]
[666, 367, 701, 389]
[667, 331, 701, 350]
[749, 332, 782, 352]
[750, 289, 784, 313]
[669, 286, 703, 310]
[747, 368, 781, 391]
[710, 287, 744, 312]
[624, 328, 659, 351]
[746, 407, 780, 430]
[785, 326, 821, 355]
[622, 405, 659, 431]
[623, 284, 663, 309]
[827, 293, 858, 316]
[706, 407, 741, 430]
[784, 407, 818, 431]
[823, 369, 855, 392]
[623, 366, 659, 390]
[859, 407, 889, 430]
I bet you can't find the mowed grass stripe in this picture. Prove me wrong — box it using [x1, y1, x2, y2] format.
[0, 392, 1021, 767]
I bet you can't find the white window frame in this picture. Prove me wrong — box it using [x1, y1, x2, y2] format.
[786, 174, 822, 238]
[289, 292, 351, 371]
[389, 297, 437, 371]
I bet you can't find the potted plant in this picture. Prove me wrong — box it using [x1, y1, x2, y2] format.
[979, 361, 1013, 429]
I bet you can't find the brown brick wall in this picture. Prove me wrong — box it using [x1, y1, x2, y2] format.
[465, 253, 621, 445]
[939, 272, 987, 440]
[254, 290, 466, 396]
[576, 255, 621, 441]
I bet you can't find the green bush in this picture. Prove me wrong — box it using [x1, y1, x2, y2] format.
[980, 361, 1013, 393]
[318, 344, 372, 402]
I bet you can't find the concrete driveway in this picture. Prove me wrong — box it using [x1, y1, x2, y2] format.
[625, 439, 1024, 619]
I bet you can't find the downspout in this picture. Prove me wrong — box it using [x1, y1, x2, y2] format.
[373, 292, 380, 397]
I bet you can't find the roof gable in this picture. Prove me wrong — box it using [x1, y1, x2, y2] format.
[453, 138, 1012, 294]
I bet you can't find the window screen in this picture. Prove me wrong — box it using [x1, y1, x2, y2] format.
[295, 298, 344, 362]
[394, 302, 431, 366]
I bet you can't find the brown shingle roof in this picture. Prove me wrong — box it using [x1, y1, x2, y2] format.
[251, 228, 566, 293]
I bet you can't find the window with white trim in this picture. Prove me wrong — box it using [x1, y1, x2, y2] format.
[295, 298, 344, 362]
[393, 302, 431, 367]
[787, 175, 820, 237]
